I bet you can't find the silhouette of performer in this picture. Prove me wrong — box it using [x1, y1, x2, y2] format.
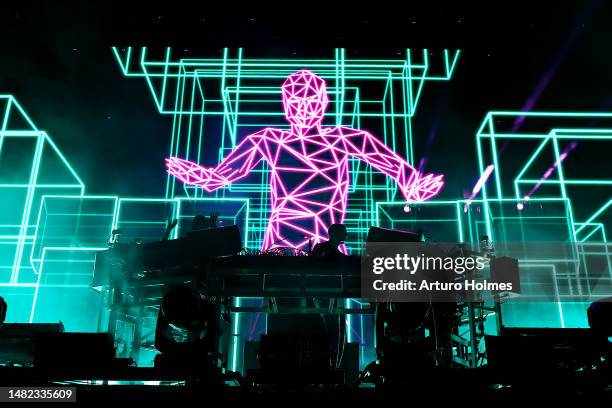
[167, 70, 444, 250]
[312, 223, 347, 257]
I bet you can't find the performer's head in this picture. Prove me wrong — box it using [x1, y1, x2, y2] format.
[327, 223, 348, 246]
[281, 69, 329, 131]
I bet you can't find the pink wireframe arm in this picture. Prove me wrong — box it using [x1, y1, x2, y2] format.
[340, 128, 445, 202]
[166, 130, 266, 192]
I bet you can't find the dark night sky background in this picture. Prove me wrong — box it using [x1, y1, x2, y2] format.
[1, 1, 611, 202]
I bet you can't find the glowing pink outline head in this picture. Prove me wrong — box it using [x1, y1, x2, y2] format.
[281, 69, 329, 130]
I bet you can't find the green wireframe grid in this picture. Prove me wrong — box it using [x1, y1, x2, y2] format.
[1, 48, 611, 370]
[112, 47, 461, 249]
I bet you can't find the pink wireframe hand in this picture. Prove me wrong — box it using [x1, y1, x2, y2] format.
[166, 157, 226, 192]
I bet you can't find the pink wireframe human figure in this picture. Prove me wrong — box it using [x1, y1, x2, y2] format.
[166, 70, 444, 250]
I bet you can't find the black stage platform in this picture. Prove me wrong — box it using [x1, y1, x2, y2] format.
[1, 366, 610, 403]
